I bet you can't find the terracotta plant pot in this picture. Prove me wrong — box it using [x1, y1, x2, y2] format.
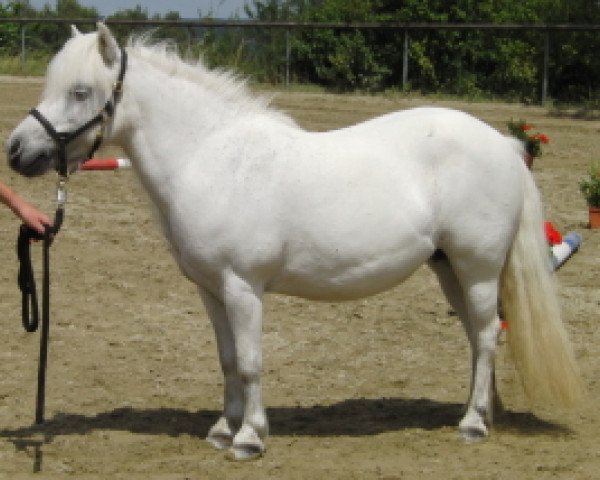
[589, 206, 600, 229]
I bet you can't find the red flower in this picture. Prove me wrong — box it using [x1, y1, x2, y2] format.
[507, 119, 549, 159]
[531, 133, 550, 144]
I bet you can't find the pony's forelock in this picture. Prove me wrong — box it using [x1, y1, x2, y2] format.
[44, 31, 112, 99]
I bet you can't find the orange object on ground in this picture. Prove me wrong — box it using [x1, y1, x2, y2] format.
[544, 221, 562, 245]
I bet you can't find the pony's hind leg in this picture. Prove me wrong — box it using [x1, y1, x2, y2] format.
[429, 253, 467, 321]
[429, 254, 501, 440]
[458, 276, 501, 440]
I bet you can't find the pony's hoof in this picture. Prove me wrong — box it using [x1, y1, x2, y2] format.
[459, 418, 488, 442]
[227, 425, 265, 461]
[459, 426, 488, 442]
[459, 408, 489, 442]
[227, 443, 265, 461]
[207, 432, 233, 450]
[206, 417, 233, 450]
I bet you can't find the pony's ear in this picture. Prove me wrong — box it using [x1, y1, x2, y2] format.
[96, 22, 119, 66]
[70, 24, 81, 37]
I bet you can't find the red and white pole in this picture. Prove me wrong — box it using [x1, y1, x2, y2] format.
[80, 158, 131, 170]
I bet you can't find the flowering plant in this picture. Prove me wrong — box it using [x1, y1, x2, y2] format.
[579, 163, 600, 208]
[507, 119, 550, 159]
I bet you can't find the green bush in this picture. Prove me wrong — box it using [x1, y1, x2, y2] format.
[580, 163, 600, 208]
[1, 0, 599, 101]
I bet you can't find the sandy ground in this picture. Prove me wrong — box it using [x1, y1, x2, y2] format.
[0, 77, 598, 479]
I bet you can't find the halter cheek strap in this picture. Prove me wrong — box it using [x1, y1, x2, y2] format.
[29, 47, 128, 178]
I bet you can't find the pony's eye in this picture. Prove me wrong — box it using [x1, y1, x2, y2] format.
[73, 88, 90, 101]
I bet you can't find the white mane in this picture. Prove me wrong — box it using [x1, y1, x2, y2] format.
[126, 35, 293, 124]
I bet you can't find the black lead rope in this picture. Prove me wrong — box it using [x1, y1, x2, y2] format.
[17, 208, 64, 333]
[17, 207, 64, 425]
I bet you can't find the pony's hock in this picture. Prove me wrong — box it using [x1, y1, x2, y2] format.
[6, 22, 583, 460]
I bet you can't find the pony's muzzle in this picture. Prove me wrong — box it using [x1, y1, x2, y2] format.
[7, 140, 54, 177]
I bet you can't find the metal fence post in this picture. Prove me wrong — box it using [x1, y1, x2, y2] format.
[21, 23, 27, 67]
[285, 28, 291, 88]
[542, 30, 550, 105]
[402, 30, 409, 89]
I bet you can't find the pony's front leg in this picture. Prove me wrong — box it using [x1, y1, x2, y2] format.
[200, 288, 244, 450]
[224, 274, 267, 460]
[201, 275, 268, 460]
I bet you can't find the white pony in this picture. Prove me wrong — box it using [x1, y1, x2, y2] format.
[7, 24, 583, 459]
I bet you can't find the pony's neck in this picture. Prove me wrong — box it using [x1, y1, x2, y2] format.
[114, 52, 251, 191]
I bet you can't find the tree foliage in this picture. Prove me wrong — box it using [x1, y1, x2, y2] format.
[244, 0, 600, 101]
[0, 0, 599, 101]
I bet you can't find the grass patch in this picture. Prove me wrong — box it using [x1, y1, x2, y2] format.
[0, 54, 50, 76]
[550, 100, 600, 120]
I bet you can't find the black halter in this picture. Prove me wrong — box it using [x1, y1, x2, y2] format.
[29, 47, 128, 178]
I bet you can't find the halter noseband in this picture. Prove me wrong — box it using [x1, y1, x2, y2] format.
[29, 47, 128, 178]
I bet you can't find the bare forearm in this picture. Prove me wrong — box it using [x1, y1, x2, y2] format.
[0, 181, 51, 234]
[0, 181, 22, 214]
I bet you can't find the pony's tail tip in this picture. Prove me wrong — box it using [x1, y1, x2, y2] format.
[524, 363, 587, 411]
[560, 378, 587, 408]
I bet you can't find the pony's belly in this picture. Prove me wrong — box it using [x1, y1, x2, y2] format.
[266, 252, 431, 301]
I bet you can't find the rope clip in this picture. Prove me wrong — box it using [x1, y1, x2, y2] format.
[56, 175, 68, 210]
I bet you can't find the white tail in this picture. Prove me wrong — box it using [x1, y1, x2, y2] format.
[500, 170, 584, 406]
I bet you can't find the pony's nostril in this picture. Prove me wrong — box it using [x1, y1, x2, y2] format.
[9, 152, 21, 170]
[8, 140, 21, 170]
[9, 139, 21, 156]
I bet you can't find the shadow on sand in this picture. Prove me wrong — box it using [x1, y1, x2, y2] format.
[0, 396, 571, 472]
[0, 396, 569, 443]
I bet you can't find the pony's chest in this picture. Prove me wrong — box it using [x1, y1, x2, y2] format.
[155, 206, 218, 282]
[157, 198, 281, 289]
[161, 225, 226, 294]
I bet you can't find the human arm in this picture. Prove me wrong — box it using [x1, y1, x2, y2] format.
[0, 181, 51, 235]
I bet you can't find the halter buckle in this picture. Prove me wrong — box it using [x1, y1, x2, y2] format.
[56, 175, 68, 209]
[113, 80, 123, 99]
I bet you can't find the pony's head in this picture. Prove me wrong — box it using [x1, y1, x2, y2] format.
[7, 23, 126, 176]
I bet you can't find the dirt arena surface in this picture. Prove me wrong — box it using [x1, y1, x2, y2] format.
[0, 76, 598, 479]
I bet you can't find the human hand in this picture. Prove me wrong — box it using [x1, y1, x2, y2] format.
[15, 201, 52, 236]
